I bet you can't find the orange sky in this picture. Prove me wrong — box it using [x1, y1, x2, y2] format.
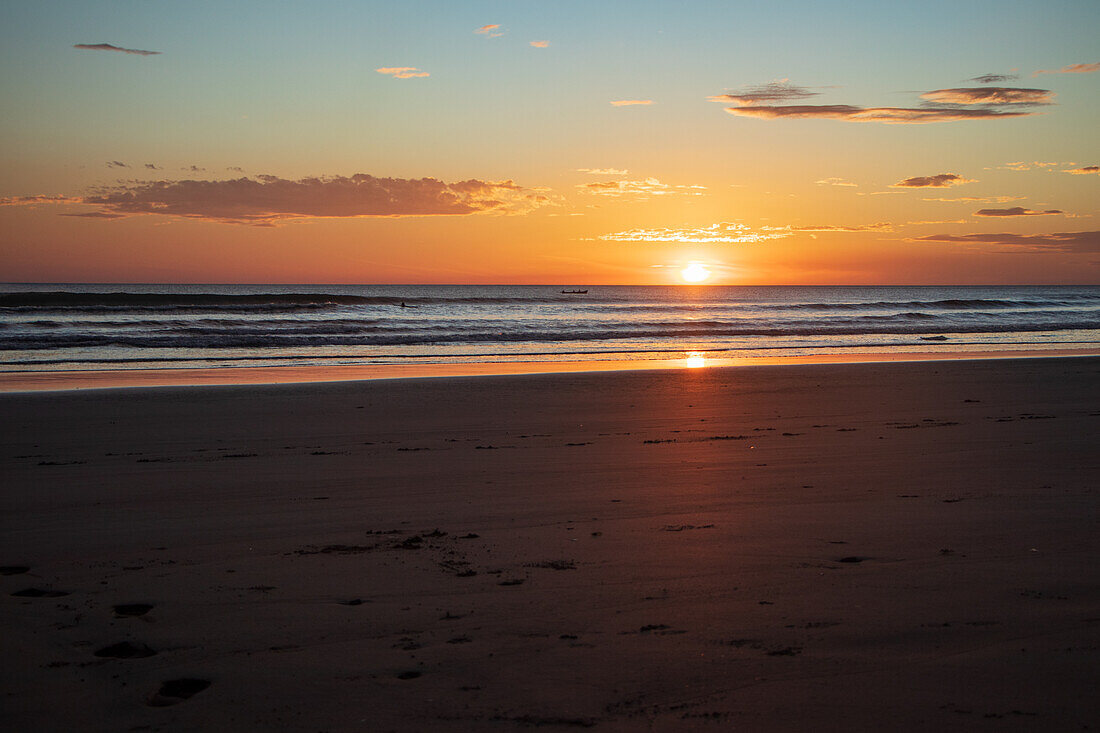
[1, 1, 1097, 284]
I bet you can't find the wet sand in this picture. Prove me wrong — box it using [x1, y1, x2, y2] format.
[1, 357, 1098, 731]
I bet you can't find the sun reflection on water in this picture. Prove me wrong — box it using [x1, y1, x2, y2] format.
[685, 352, 706, 369]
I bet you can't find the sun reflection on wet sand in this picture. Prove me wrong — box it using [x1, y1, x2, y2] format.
[685, 352, 707, 368]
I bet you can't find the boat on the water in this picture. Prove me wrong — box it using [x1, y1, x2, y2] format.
[561, 289, 588, 294]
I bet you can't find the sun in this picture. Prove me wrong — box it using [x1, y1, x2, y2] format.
[680, 263, 711, 283]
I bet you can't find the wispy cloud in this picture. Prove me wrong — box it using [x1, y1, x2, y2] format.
[913, 230, 1100, 253]
[919, 87, 1052, 106]
[713, 80, 1044, 124]
[724, 104, 1035, 123]
[1034, 62, 1100, 76]
[891, 174, 974, 188]
[969, 73, 1019, 84]
[106, 160, 128, 168]
[991, 160, 1064, 171]
[529, 41, 550, 48]
[781, 223, 893, 232]
[598, 220, 891, 243]
[974, 207, 1063, 217]
[576, 168, 628, 175]
[576, 178, 706, 197]
[923, 195, 1025, 203]
[74, 43, 160, 56]
[376, 67, 429, 79]
[0, 194, 82, 206]
[599, 222, 790, 243]
[32, 174, 550, 225]
[144, 163, 160, 170]
[475, 24, 503, 38]
[610, 99, 654, 106]
[1065, 165, 1099, 175]
[816, 177, 857, 187]
[708, 80, 819, 105]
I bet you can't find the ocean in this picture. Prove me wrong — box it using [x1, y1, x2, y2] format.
[1, 284, 1098, 372]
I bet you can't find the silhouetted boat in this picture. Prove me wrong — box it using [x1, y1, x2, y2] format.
[561, 289, 588, 294]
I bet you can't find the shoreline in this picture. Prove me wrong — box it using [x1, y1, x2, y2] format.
[2, 346, 1097, 393]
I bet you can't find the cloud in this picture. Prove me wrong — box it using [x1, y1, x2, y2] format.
[974, 207, 1063, 217]
[376, 67, 429, 79]
[919, 87, 1052, 106]
[0, 194, 82, 207]
[782, 223, 893, 232]
[144, 163, 160, 170]
[610, 99, 654, 106]
[892, 174, 973, 188]
[576, 168, 628, 175]
[923, 195, 1025, 203]
[969, 73, 1019, 84]
[106, 160, 128, 168]
[992, 160, 1064, 171]
[599, 222, 791, 243]
[709, 81, 819, 105]
[725, 104, 1035, 123]
[530, 41, 550, 48]
[576, 178, 706, 197]
[65, 174, 549, 224]
[913, 230, 1100, 253]
[61, 211, 128, 219]
[227, 166, 244, 173]
[1065, 165, 1099, 175]
[816, 177, 857, 187]
[1034, 62, 1100, 76]
[475, 24, 503, 38]
[713, 80, 1045, 124]
[73, 43, 160, 56]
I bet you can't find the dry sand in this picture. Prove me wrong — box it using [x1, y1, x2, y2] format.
[1, 357, 1098, 731]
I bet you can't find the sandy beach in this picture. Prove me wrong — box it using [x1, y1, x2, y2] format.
[1, 356, 1098, 731]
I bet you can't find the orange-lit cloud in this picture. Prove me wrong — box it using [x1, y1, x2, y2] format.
[919, 87, 1052, 106]
[74, 43, 160, 56]
[993, 161, 1063, 171]
[599, 222, 790, 243]
[1034, 62, 1100, 76]
[725, 104, 1035, 123]
[530, 40, 549, 48]
[974, 207, 1063, 217]
[65, 174, 549, 224]
[610, 99, 654, 106]
[782, 223, 893, 232]
[0, 194, 82, 206]
[816, 177, 857, 187]
[376, 67, 429, 79]
[475, 24, 503, 37]
[1065, 165, 1099, 175]
[914, 230, 1100, 253]
[923, 195, 1024, 203]
[576, 168, 628, 175]
[576, 178, 706, 197]
[892, 174, 973, 188]
[708, 81, 819, 105]
[106, 160, 128, 168]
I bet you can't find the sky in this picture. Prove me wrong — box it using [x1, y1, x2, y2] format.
[1, 0, 1098, 285]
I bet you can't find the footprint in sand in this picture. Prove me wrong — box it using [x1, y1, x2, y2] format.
[0, 566, 30, 575]
[95, 642, 157, 659]
[113, 603, 154, 617]
[12, 588, 69, 598]
[148, 679, 211, 707]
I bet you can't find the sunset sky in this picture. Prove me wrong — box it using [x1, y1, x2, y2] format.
[1, 0, 1098, 284]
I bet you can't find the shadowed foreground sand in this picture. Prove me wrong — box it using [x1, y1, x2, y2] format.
[1, 358, 1098, 731]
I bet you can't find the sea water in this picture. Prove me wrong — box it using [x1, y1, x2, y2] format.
[1, 284, 1097, 372]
